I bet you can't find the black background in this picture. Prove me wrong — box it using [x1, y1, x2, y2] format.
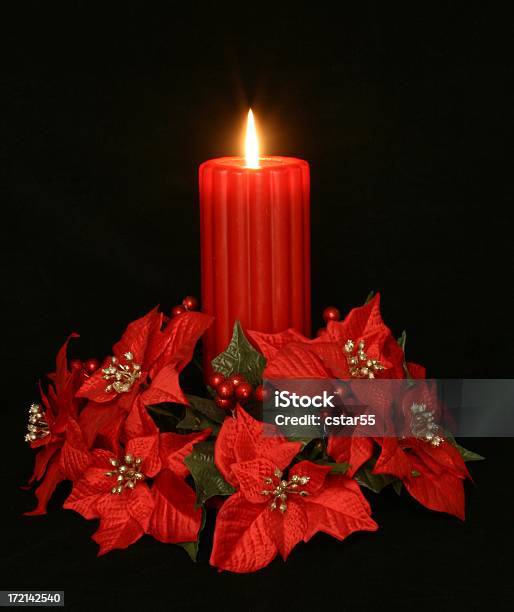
[2, 3, 513, 610]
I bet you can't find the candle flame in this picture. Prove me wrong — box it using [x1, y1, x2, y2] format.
[245, 109, 260, 168]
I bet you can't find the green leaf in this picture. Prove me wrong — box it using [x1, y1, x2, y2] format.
[314, 460, 350, 474]
[443, 431, 485, 462]
[177, 406, 220, 435]
[355, 466, 400, 493]
[454, 443, 485, 462]
[177, 508, 206, 562]
[364, 290, 375, 304]
[147, 404, 182, 431]
[455, 443, 485, 462]
[396, 330, 415, 381]
[211, 321, 266, 386]
[397, 330, 407, 352]
[185, 394, 225, 423]
[184, 440, 235, 506]
[392, 480, 403, 496]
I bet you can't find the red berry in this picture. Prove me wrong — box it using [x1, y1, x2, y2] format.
[182, 295, 199, 311]
[235, 382, 253, 403]
[254, 385, 266, 402]
[171, 305, 186, 317]
[217, 381, 234, 399]
[84, 358, 100, 374]
[215, 397, 234, 411]
[208, 372, 225, 389]
[70, 359, 83, 372]
[322, 306, 341, 323]
[228, 373, 246, 387]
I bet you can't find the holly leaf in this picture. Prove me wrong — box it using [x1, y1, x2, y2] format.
[211, 321, 266, 386]
[177, 407, 220, 435]
[177, 508, 206, 562]
[184, 440, 235, 506]
[392, 479, 403, 495]
[313, 460, 350, 474]
[185, 394, 225, 424]
[355, 465, 400, 493]
[147, 404, 182, 432]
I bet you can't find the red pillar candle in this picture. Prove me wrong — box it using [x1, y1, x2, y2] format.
[199, 111, 310, 369]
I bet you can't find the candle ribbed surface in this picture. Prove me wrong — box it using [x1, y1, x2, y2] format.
[199, 156, 310, 370]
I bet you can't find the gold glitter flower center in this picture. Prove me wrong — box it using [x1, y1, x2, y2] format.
[410, 403, 443, 446]
[102, 351, 141, 393]
[261, 467, 310, 513]
[344, 339, 386, 378]
[105, 454, 145, 494]
[25, 403, 50, 443]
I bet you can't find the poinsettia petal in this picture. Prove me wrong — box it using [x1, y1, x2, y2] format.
[301, 342, 349, 378]
[149, 311, 213, 376]
[139, 364, 186, 406]
[231, 458, 276, 504]
[215, 407, 300, 486]
[265, 343, 331, 379]
[303, 475, 378, 542]
[373, 438, 413, 479]
[266, 499, 307, 560]
[59, 419, 90, 480]
[92, 492, 146, 556]
[326, 294, 383, 343]
[148, 470, 203, 543]
[123, 484, 154, 531]
[24, 456, 64, 516]
[411, 439, 470, 480]
[123, 399, 158, 440]
[63, 450, 114, 519]
[78, 401, 125, 452]
[27, 442, 60, 485]
[404, 467, 466, 520]
[160, 429, 211, 478]
[209, 492, 277, 573]
[75, 361, 118, 403]
[407, 362, 426, 379]
[52, 333, 79, 394]
[125, 434, 161, 478]
[112, 307, 162, 366]
[289, 460, 331, 495]
[327, 437, 375, 477]
[246, 328, 309, 361]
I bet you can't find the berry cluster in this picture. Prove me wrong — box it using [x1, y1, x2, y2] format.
[70, 357, 100, 382]
[171, 295, 199, 317]
[208, 371, 264, 412]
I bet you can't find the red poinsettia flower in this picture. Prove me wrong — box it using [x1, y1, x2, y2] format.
[328, 432, 470, 520]
[64, 401, 209, 554]
[317, 294, 406, 379]
[210, 407, 378, 573]
[373, 437, 470, 519]
[250, 294, 422, 384]
[77, 307, 212, 450]
[25, 335, 90, 515]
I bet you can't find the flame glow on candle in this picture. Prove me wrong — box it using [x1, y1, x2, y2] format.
[245, 109, 260, 168]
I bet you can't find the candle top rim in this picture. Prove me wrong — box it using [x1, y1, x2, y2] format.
[200, 156, 308, 171]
